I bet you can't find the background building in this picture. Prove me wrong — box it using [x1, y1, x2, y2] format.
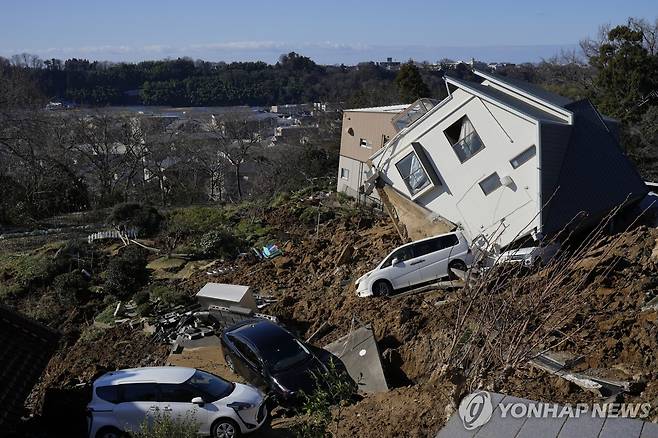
[337, 104, 408, 203]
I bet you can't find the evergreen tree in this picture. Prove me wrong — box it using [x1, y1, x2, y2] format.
[395, 63, 431, 102]
[589, 24, 658, 121]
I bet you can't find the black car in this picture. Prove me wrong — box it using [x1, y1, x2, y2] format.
[220, 320, 328, 406]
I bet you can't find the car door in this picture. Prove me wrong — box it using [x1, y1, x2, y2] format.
[232, 337, 268, 391]
[434, 234, 461, 278]
[405, 238, 441, 286]
[158, 384, 208, 432]
[113, 383, 159, 432]
[379, 245, 416, 289]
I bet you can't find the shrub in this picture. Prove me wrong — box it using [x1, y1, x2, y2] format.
[104, 246, 149, 300]
[149, 284, 187, 306]
[133, 410, 200, 438]
[133, 290, 150, 305]
[166, 207, 227, 236]
[52, 271, 90, 305]
[107, 203, 163, 236]
[197, 229, 244, 259]
[294, 359, 357, 438]
[235, 219, 271, 243]
[270, 192, 290, 207]
[95, 303, 117, 324]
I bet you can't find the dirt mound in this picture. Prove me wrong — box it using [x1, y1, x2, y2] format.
[210, 217, 658, 433]
[29, 325, 168, 414]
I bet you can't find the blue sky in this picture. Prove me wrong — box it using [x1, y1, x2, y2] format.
[1, 0, 656, 64]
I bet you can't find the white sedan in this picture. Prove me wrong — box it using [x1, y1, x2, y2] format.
[87, 367, 267, 438]
[355, 231, 473, 297]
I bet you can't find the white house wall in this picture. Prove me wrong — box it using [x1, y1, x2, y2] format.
[337, 155, 378, 200]
[374, 88, 541, 247]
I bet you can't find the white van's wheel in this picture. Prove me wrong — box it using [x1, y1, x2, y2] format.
[373, 280, 393, 297]
[448, 260, 467, 280]
[212, 418, 241, 438]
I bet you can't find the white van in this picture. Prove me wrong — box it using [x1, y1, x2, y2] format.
[87, 367, 267, 438]
[355, 231, 472, 297]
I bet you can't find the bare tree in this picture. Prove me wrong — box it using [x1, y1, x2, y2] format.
[211, 111, 267, 201]
[67, 114, 141, 206]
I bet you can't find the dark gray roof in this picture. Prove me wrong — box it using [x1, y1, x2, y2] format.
[474, 69, 574, 108]
[446, 76, 567, 123]
[540, 99, 647, 234]
[0, 305, 60, 430]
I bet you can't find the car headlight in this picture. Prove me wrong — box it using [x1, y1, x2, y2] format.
[227, 401, 254, 411]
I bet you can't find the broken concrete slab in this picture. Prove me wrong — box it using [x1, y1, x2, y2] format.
[530, 353, 635, 398]
[324, 325, 388, 394]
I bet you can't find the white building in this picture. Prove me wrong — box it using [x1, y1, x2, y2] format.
[369, 70, 647, 249]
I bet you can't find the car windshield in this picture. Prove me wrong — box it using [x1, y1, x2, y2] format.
[258, 334, 311, 373]
[186, 370, 234, 401]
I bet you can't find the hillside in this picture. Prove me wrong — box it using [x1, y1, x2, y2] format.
[2, 191, 658, 437]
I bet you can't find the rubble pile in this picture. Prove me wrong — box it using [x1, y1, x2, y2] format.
[28, 325, 169, 415]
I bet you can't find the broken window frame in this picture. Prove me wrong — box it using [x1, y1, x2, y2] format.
[444, 116, 485, 163]
[479, 172, 502, 195]
[510, 145, 536, 169]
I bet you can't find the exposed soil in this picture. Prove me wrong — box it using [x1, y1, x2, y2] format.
[10, 199, 658, 437]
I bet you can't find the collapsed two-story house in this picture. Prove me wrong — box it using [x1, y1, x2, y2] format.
[366, 70, 647, 249]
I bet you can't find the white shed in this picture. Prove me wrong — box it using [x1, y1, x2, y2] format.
[195, 283, 257, 311]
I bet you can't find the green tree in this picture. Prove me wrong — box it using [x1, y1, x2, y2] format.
[395, 63, 430, 103]
[589, 24, 658, 121]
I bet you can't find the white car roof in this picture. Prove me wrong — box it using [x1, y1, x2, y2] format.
[94, 366, 196, 386]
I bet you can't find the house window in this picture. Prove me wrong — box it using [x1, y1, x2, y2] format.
[396, 151, 431, 195]
[340, 168, 350, 180]
[444, 116, 485, 163]
[479, 172, 502, 195]
[382, 134, 390, 147]
[359, 138, 370, 148]
[510, 145, 536, 169]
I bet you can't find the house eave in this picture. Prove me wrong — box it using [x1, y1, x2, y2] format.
[473, 69, 574, 124]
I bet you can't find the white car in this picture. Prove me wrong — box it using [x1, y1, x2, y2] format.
[87, 367, 267, 438]
[496, 243, 560, 267]
[355, 231, 472, 297]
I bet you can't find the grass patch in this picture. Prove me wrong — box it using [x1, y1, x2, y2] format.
[0, 253, 55, 299]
